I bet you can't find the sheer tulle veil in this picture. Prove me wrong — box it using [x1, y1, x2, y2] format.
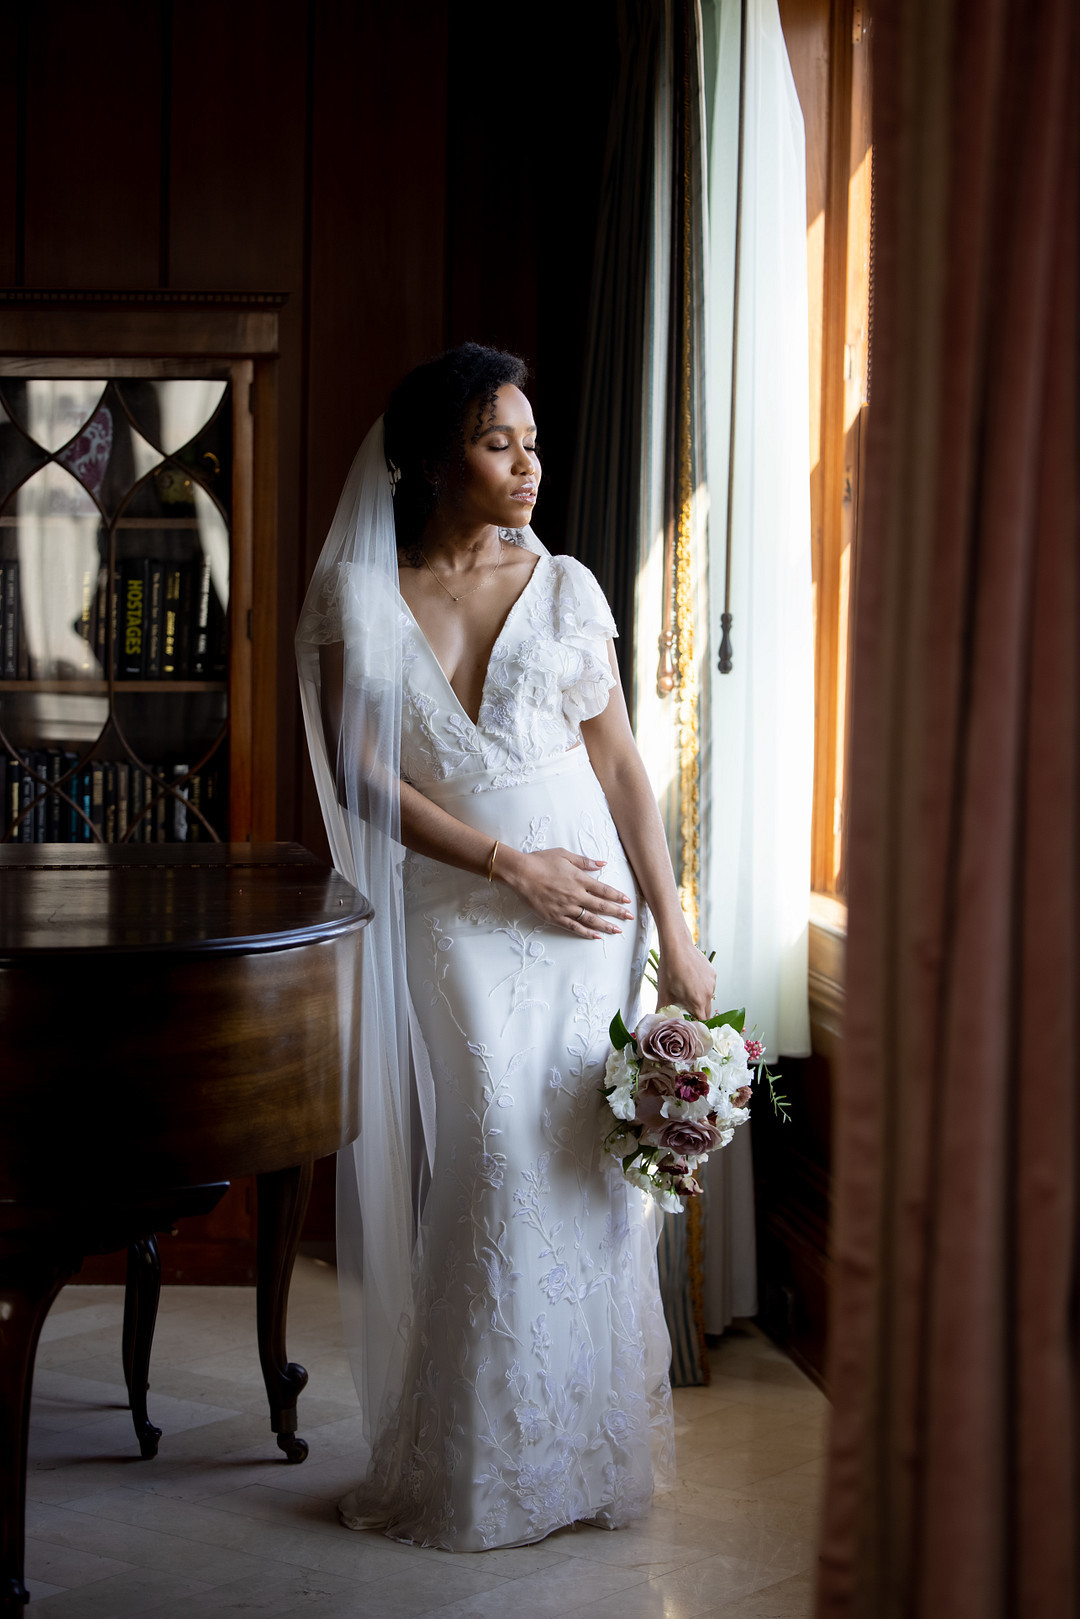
[294, 416, 546, 1460]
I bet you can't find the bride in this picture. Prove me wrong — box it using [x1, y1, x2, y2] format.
[296, 343, 715, 1553]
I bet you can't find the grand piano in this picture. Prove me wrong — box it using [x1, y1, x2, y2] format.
[0, 843, 371, 1613]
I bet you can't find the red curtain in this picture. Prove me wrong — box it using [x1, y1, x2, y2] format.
[817, 1, 1078, 1615]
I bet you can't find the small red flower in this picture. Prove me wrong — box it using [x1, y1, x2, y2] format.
[674, 1071, 710, 1102]
[744, 1037, 764, 1063]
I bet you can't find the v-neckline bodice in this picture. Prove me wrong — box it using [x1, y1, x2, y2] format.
[398, 552, 546, 731]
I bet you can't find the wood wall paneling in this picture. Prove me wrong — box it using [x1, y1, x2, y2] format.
[167, 0, 309, 850]
[297, 2, 449, 856]
[22, 1, 164, 288]
[0, 5, 20, 284]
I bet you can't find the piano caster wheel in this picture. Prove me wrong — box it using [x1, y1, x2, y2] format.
[276, 1432, 308, 1464]
[137, 1423, 162, 1460]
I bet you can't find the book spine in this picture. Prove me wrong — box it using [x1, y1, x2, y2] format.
[1, 561, 17, 679]
[118, 559, 148, 679]
[177, 562, 193, 678]
[192, 554, 212, 676]
[145, 560, 165, 678]
[8, 759, 20, 839]
[116, 760, 129, 843]
[93, 565, 108, 675]
[89, 761, 105, 841]
[45, 751, 60, 842]
[162, 564, 183, 678]
[29, 752, 47, 843]
[13, 560, 27, 679]
[18, 762, 34, 842]
[103, 761, 118, 844]
[130, 764, 146, 843]
[0, 756, 7, 840]
[188, 769, 203, 842]
[171, 764, 190, 842]
[61, 752, 79, 841]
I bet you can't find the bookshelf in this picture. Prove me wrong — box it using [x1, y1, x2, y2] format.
[0, 293, 283, 847]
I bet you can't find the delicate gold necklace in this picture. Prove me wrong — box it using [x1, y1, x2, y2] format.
[422, 541, 503, 603]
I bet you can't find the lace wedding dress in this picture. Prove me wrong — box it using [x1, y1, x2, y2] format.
[338, 551, 675, 1552]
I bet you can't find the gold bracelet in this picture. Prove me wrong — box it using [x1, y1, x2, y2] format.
[486, 839, 501, 882]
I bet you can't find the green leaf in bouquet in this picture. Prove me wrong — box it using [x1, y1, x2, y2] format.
[609, 1009, 633, 1050]
[705, 1006, 746, 1032]
[756, 1064, 792, 1123]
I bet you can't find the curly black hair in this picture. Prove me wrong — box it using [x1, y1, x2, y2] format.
[384, 342, 529, 565]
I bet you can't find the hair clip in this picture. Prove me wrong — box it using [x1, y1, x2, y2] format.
[387, 458, 402, 494]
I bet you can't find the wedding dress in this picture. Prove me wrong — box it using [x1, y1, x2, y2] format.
[336, 548, 675, 1551]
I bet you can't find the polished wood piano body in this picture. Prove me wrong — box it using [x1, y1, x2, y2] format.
[0, 844, 370, 1612]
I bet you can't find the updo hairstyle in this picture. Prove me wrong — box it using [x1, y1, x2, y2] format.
[384, 342, 529, 566]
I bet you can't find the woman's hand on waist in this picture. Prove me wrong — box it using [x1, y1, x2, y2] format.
[496, 847, 635, 939]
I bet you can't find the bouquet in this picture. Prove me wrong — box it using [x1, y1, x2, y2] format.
[600, 998, 784, 1214]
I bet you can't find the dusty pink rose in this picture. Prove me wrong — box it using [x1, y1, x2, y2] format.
[635, 1012, 707, 1064]
[731, 1086, 752, 1108]
[644, 1116, 728, 1158]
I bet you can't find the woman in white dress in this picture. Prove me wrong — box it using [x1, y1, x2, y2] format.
[297, 344, 715, 1553]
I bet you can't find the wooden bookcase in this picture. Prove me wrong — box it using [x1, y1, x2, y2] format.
[0, 291, 284, 1283]
[0, 290, 282, 849]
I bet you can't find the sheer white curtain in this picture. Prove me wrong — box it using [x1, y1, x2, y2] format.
[699, 0, 814, 1332]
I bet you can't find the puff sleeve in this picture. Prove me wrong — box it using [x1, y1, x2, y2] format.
[551, 554, 619, 728]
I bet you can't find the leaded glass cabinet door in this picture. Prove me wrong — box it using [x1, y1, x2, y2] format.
[0, 365, 252, 843]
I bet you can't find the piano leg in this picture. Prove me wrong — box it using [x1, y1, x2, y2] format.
[0, 1247, 77, 1614]
[122, 1237, 163, 1460]
[256, 1162, 313, 1463]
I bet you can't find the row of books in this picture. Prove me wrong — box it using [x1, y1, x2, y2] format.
[0, 555, 227, 680]
[110, 555, 228, 680]
[2, 749, 227, 843]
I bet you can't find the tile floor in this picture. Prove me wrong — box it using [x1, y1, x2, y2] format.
[24, 1258, 826, 1617]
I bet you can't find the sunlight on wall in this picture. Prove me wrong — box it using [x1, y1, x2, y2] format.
[806, 209, 825, 470]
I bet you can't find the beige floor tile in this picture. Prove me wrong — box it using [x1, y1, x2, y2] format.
[121, 1566, 359, 1618]
[30, 1566, 218, 1617]
[699, 1567, 816, 1618]
[26, 1500, 270, 1585]
[24, 1266, 826, 1616]
[273, 1553, 515, 1619]
[407, 1553, 647, 1619]
[23, 1579, 65, 1603]
[567, 1546, 808, 1619]
[24, 1538, 135, 1590]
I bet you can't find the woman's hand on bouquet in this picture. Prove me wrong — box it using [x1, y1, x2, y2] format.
[656, 937, 716, 1021]
[499, 848, 635, 938]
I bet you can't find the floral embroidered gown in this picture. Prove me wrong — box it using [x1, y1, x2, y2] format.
[339, 550, 675, 1552]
